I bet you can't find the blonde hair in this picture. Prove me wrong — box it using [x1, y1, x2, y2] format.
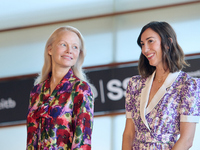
[34, 26, 88, 85]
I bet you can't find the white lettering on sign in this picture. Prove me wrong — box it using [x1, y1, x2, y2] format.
[107, 77, 130, 101]
[99, 80, 105, 103]
[0, 98, 16, 110]
[107, 79, 123, 101]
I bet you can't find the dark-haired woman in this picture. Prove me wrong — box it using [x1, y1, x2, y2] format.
[122, 21, 200, 150]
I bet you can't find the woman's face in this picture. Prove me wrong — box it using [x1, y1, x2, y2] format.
[48, 30, 80, 70]
[140, 28, 163, 69]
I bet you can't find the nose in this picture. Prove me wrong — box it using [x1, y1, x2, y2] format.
[142, 44, 149, 54]
[65, 45, 72, 53]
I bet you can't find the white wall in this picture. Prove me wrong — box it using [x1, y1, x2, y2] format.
[1, 2, 200, 78]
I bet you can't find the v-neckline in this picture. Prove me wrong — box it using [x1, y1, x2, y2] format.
[146, 72, 169, 111]
[140, 71, 180, 130]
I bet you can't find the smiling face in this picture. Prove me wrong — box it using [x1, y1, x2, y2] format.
[140, 28, 163, 69]
[48, 30, 81, 71]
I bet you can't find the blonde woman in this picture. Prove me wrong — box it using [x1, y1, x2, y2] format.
[26, 26, 94, 150]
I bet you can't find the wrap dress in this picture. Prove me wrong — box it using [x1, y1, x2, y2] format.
[26, 69, 94, 150]
[125, 71, 200, 149]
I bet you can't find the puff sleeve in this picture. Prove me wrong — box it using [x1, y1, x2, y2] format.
[125, 76, 142, 119]
[179, 77, 200, 123]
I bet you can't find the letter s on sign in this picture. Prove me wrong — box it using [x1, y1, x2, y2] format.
[107, 79, 123, 101]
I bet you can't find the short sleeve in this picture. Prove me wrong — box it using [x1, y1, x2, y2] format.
[125, 79, 132, 118]
[180, 78, 200, 123]
[125, 76, 141, 119]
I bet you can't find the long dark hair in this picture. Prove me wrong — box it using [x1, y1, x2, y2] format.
[137, 21, 189, 78]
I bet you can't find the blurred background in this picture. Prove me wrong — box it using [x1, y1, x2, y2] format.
[0, 0, 200, 149]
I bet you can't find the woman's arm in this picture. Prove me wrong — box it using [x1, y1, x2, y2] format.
[122, 118, 135, 150]
[172, 122, 196, 150]
[72, 82, 94, 150]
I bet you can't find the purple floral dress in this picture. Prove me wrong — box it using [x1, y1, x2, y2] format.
[26, 69, 94, 150]
[125, 71, 200, 150]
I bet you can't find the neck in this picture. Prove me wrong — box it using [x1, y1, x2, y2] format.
[154, 68, 169, 83]
[51, 67, 70, 84]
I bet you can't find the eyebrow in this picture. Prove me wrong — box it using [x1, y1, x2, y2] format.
[140, 36, 155, 42]
[59, 40, 79, 45]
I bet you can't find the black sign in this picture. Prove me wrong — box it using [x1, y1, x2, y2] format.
[0, 77, 34, 126]
[86, 64, 139, 115]
[0, 54, 200, 126]
[88, 55, 200, 115]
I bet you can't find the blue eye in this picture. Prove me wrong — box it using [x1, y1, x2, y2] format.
[61, 43, 66, 47]
[73, 46, 78, 49]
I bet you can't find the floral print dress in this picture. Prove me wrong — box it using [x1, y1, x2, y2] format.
[125, 71, 200, 150]
[26, 69, 94, 150]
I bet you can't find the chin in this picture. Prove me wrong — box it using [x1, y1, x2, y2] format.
[149, 63, 157, 67]
[149, 61, 155, 66]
